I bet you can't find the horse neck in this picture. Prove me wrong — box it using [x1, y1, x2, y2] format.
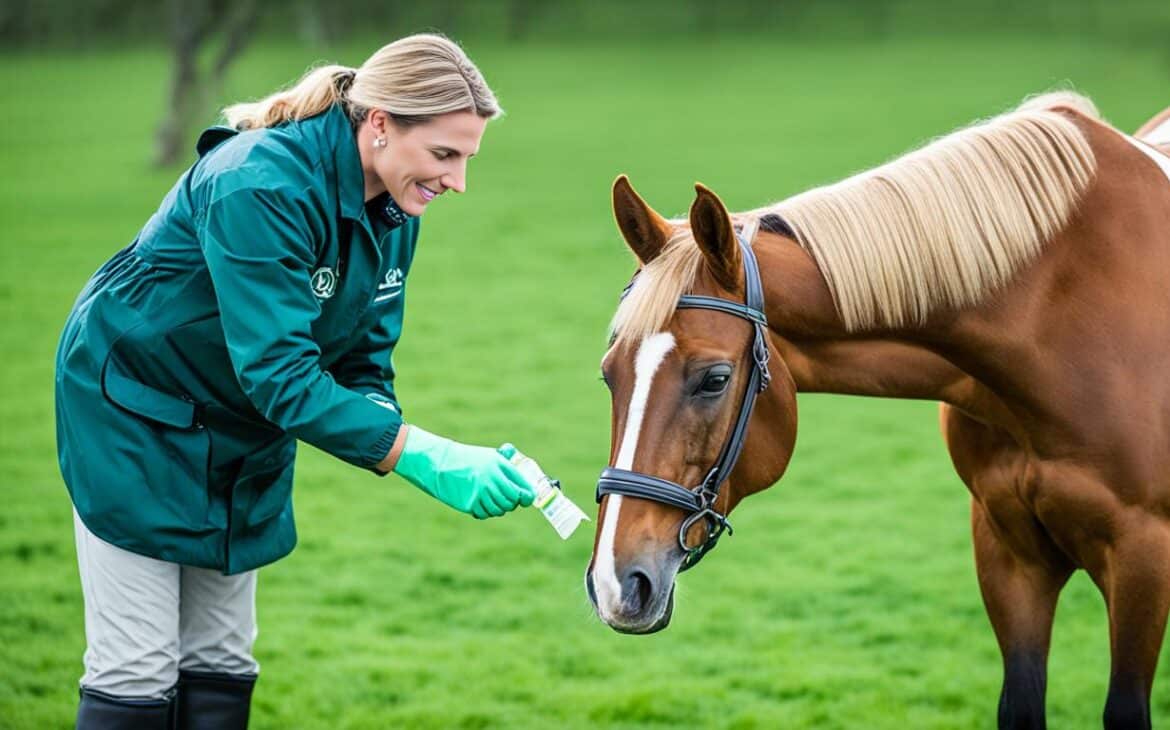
[754, 232, 1009, 419]
[754, 116, 1170, 434]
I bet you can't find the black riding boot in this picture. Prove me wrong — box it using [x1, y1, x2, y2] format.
[175, 670, 257, 730]
[76, 687, 175, 729]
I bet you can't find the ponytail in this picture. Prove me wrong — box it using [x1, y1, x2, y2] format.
[222, 64, 356, 131]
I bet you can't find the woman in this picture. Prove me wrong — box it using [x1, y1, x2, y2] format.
[55, 34, 535, 729]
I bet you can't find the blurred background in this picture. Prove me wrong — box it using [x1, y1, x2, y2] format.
[2, 1, 1169, 727]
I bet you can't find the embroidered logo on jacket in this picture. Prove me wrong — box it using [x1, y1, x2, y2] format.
[375, 267, 403, 303]
[311, 267, 337, 299]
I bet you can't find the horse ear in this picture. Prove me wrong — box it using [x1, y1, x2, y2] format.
[690, 183, 741, 291]
[612, 175, 672, 265]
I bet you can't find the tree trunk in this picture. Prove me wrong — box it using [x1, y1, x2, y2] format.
[154, 0, 258, 167]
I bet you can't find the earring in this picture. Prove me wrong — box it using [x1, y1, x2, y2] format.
[373, 137, 386, 149]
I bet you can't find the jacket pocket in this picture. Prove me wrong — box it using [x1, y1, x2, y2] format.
[232, 437, 297, 530]
[104, 365, 201, 429]
[101, 356, 212, 523]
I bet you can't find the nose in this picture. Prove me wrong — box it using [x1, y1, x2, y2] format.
[619, 566, 655, 615]
[442, 162, 467, 194]
[587, 556, 676, 634]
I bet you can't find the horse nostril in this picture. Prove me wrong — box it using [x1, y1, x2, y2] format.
[621, 568, 655, 613]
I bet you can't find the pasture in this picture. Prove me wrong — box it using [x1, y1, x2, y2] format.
[2, 31, 1169, 728]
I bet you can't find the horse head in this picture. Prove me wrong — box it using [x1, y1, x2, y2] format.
[586, 176, 798, 634]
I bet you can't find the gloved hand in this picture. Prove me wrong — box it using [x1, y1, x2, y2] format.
[393, 425, 536, 519]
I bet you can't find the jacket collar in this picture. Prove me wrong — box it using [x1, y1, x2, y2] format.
[320, 105, 412, 231]
[319, 104, 367, 222]
[195, 106, 414, 233]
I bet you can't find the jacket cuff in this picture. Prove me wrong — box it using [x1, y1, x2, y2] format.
[363, 418, 402, 473]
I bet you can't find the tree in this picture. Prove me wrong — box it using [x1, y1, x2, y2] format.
[154, 0, 260, 167]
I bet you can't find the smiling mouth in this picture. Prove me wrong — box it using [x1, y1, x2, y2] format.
[416, 183, 438, 202]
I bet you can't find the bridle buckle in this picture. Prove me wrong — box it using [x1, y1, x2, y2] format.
[678, 498, 734, 571]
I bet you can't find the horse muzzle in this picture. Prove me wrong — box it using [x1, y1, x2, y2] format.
[585, 560, 678, 634]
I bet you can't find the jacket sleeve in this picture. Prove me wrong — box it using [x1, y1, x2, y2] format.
[328, 310, 403, 416]
[329, 216, 417, 416]
[198, 185, 401, 470]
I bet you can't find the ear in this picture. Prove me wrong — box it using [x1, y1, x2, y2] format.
[612, 175, 673, 265]
[690, 183, 741, 291]
[367, 108, 390, 136]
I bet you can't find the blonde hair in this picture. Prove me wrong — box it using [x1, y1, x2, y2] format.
[609, 231, 704, 348]
[1017, 90, 1101, 119]
[610, 93, 1098, 343]
[757, 103, 1095, 330]
[222, 33, 501, 131]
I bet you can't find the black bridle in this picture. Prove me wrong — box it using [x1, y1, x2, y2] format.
[596, 220, 771, 571]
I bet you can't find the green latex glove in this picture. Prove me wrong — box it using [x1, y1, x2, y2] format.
[393, 425, 536, 519]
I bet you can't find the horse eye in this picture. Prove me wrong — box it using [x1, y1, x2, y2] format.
[697, 368, 732, 396]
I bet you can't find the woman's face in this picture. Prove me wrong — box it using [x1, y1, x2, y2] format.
[361, 109, 488, 216]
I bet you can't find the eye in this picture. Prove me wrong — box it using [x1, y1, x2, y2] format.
[432, 150, 451, 161]
[599, 372, 612, 390]
[699, 374, 729, 395]
[696, 365, 732, 397]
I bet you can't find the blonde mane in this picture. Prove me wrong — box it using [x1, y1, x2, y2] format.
[609, 231, 705, 347]
[610, 93, 1098, 343]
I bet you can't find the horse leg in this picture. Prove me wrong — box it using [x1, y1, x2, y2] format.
[1090, 523, 1170, 729]
[942, 405, 1074, 728]
[972, 500, 1074, 730]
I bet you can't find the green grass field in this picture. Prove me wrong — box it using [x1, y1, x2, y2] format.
[2, 31, 1170, 729]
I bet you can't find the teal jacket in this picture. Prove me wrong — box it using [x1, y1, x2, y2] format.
[55, 105, 419, 574]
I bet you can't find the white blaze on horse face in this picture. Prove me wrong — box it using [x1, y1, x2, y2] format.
[594, 332, 676, 617]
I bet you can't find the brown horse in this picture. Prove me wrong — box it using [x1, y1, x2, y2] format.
[585, 93, 1170, 729]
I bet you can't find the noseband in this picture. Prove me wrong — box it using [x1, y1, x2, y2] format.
[596, 219, 771, 571]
